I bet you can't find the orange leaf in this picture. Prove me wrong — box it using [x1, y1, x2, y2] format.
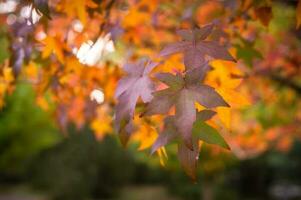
[42, 36, 65, 63]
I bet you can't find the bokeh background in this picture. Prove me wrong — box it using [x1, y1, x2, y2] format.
[0, 0, 301, 199]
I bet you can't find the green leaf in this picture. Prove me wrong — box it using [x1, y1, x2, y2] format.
[192, 120, 230, 149]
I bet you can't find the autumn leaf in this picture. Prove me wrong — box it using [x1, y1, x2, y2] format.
[132, 119, 158, 151]
[42, 36, 65, 63]
[57, 0, 98, 25]
[159, 24, 235, 71]
[91, 105, 112, 140]
[150, 111, 218, 180]
[143, 67, 229, 150]
[115, 58, 159, 146]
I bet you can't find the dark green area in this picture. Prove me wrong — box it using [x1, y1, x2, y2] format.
[0, 83, 61, 179]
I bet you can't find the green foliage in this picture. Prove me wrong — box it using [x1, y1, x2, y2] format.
[0, 30, 10, 64]
[0, 83, 61, 178]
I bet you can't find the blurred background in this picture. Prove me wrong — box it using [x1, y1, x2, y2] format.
[0, 83, 301, 200]
[0, 0, 301, 199]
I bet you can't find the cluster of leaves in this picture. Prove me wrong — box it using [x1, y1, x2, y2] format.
[114, 24, 236, 179]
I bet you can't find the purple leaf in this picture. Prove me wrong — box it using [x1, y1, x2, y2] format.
[197, 41, 235, 62]
[151, 116, 178, 154]
[159, 41, 190, 57]
[145, 71, 228, 150]
[185, 63, 211, 85]
[189, 85, 230, 108]
[155, 73, 184, 89]
[142, 88, 176, 116]
[114, 58, 158, 146]
[177, 24, 214, 41]
[175, 89, 196, 150]
[159, 24, 235, 70]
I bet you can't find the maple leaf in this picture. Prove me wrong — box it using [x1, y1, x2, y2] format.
[143, 66, 229, 149]
[152, 115, 199, 177]
[114, 58, 159, 146]
[149, 109, 229, 180]
[150, 109, 216, 154]
[159, 24, 235, 71]
[42, 36, 65, 63]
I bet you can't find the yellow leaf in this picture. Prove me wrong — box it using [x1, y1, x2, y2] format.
[207, 60, 243, 89]
[217, 107, 231, 130]
[153, 54, 184, 73]
[0, 82, 7, 95]
[3, 67, 14, 83]
[157, 147, 168, 166]
[36, 96, 49, 111]
[25, 62, 39, 81]
[217, 88, 251, 108]
[90, 105, 112, 139]
[134, 124, 157, 151]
